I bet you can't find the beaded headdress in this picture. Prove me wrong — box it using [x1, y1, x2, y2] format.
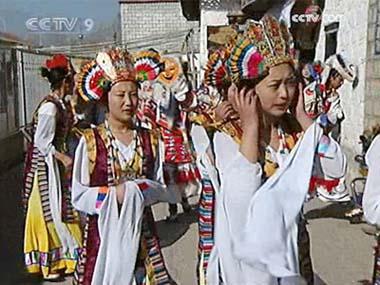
[227, 15, 296, 84]
[324, 54, 357, 83]
[133, 49, 163, 83]
[77, 48, 136, 102]
[204, 47, 232, 90]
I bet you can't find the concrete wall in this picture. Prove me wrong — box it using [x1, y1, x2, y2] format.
[120, 1, 199, 52]
[315, 0, 370, 182]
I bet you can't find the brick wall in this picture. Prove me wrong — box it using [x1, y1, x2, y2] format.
[120, 1, 199, 52]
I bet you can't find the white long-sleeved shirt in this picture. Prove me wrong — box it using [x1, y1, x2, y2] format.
[72, 135, 173, 215]
[34, 102, 57, 156]
[71, 133, 174, 285]
[207, 123, 347, 285]
[33, 101, 79, 254]
[362, 135, 380, 225]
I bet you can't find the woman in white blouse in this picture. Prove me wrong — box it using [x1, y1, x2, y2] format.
[23, 54, 82, 280]
[191, 16, 347, 285]
[362, 134, 380, 225]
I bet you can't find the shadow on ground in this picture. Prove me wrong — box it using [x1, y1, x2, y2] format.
[305, 202, 355, 221]
[155, 208, 198, 248]
[358, 280, 372, 285]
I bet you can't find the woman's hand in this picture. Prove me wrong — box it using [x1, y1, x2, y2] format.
[291, 83, 313, 131]
[214, 101, 238, 123]
[228, 84, 260, 163]
[229, 84, 260, 133]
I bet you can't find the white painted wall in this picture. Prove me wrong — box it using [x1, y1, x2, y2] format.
[315, 0, 370, 182]
[199, 9, 229, 80]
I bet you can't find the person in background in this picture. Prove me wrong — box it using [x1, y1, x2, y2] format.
[23, 54, 82, 281]
[71, 48, 173, 285]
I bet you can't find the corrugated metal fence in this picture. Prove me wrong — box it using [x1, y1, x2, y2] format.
[0, 48, 75, 140]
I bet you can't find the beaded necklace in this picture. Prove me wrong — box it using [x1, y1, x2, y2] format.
[104, 120, 142, 184]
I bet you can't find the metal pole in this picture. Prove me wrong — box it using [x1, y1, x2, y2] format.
[17, 50, 27, 125]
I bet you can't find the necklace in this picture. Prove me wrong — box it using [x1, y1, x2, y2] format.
[105, 120, 141, 183]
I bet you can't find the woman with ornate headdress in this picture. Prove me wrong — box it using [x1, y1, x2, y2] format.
[191, 15, 347, 284]
[302, 54, 357, 204]
[71, 48, 173, 285]
[303, 53, 357, 138]
[134, 52, 201, 221]
[23, 54, 82, 280]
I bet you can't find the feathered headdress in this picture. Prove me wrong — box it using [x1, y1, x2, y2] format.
[77, 48, 136, 102]
[227, 15, 296, 84]
[204, 47, 232, 90]
[324, 54, 357, 83]
[133, 49, 163, 82]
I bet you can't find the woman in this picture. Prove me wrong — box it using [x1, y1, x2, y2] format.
[193, 16, 346, 284]
[23, 54, 82, 280]
[71, 48, 173, 285]
[362, 128, 380, 284]
[360, 126, 380, 226]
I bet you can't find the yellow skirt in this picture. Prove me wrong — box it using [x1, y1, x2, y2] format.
[24, 171, 82, 277]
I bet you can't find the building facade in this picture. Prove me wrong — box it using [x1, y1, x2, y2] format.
[119, 0, 199, 53]
[315, 0, 380, 181]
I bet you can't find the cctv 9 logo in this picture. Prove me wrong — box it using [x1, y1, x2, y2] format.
[26, 17, 94, 33]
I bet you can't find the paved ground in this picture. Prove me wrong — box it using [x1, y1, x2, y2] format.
[1, 166, 375, 285]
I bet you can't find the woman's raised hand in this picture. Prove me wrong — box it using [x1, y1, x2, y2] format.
[228, 83, 260, 133]
[214, 101, 238, 123]
[227, 83, 260, 163]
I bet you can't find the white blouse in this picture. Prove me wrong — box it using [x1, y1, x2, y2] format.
[362, 135, 380, 226]
[207, 123, 347, 285]
[34, 101, 79, 256]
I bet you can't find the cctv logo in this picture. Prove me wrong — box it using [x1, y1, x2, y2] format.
[292, 5, 344, 24]
[25, 17, 94, 33]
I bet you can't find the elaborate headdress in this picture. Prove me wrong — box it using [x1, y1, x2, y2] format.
[203, 47, 232, 90]
[77, 48, 136, 102]
[227, 15, 296, 84]
[324, 54, 357, 83]
[133, 49, 163, 83]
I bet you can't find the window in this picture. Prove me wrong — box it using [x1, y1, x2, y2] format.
[375, 0, 380, 54]
[324, 22, 339, 60]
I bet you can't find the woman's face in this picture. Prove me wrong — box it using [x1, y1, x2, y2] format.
[329, 73, 344, 90]
[254, 63, 298, 117]
[108, 81, 138, 124]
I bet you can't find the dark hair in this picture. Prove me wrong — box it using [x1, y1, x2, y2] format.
[101, 80, 140, 107]
[41, 67, 69, 91]
[328, 68, 340, 79]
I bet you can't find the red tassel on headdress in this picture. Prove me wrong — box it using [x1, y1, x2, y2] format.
[45, 54, 69, 70]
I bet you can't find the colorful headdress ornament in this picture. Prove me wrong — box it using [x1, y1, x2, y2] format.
[77, 48, 136, 102]
[325, 54, 357, 83]
[45, 54, 70, 71]
[133, 49, 163, 82]
[204, 47, 232, 90]
[227, 15, 296, 84]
